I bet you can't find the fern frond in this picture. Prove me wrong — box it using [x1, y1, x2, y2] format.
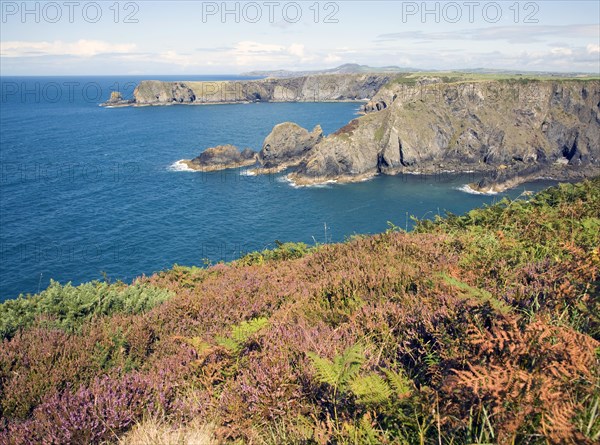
[343, 413, 383, 444]
[336, 343, 365, 386]
[307, 352, 339, 387]
[230, 317, 269, 344]
[215, 336, 240, 354]
[384, 369, 412, 398]
[349, 373, 392, 405]
[308, 343, 365, 389]
[216, 316, 269, 354]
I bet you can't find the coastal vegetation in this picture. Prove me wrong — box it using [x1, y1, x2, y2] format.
[0, 178, 599, 444]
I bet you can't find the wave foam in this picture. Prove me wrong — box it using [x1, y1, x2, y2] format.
[168, 160, 195, 172]
[457, 184, 498, 195]
[284, 177, 338, 189]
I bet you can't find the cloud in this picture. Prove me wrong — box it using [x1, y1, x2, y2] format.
[551, 47, 573, 56]
[155, 50, 196, 67]
[195, 46, 234, 53]
[441, 46, 599, 71]
[107, 40, 316, 69]
[232, 41, 282, 65]
[587, 43, 600, 54]
[377, 24, 599, 44]
[230, 41, 315, 66]
[0, 40, 136, 57]
[87, 42, 600, 73]
[288, 43, 305, 58]
[234, 41, 285, 54]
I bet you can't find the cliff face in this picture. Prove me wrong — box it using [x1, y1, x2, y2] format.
[258, 123, 323, 170]
[288, 79, 600, 187]
[131, 74, 394, 105]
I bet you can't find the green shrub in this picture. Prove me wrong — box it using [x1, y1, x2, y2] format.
[0, 280, 173, 339]
[236, 241, 312, 266]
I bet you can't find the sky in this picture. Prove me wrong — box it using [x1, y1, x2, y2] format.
[1, 0, 599, 75]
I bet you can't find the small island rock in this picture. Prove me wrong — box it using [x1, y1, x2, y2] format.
[100, 91, 134, 107]
[182, 145, 257, 171]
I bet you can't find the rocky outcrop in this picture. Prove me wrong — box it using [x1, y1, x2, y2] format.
[363, 99, 388, 113]
[103, 74, 394, 106]
[136, 81, 197, 104]
[257, 123, 323, 170]
[100, 91, 134, 107]
[468, 161, 594, 193]
[180, 124, 322, 173]
[182, 145, 256, 171]
[286, 79, 600, 188]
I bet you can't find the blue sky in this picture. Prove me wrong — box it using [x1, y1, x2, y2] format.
[1, 1, 599, 75]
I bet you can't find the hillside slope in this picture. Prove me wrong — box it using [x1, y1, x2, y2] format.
[241, 63, 413, 78]
[1, 179, 599, 444]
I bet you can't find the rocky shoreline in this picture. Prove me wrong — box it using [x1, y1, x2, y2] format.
[114, 74, 599, 193]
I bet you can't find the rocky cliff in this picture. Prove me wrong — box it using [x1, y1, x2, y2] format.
[257, 123, 323, 171]
[122, 74, 393, 106]
[286, 79, 600, 190]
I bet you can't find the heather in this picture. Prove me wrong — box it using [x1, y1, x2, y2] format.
[1, 178, 599, 444]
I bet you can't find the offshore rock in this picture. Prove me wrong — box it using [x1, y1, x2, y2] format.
[100, 91, 134, 107]
[182, 145, 257, 171]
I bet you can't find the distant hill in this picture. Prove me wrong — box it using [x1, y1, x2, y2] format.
[241, 63, 415, 78]
[243, 63, 595, 78]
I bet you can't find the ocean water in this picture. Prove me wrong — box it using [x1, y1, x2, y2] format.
[0, 76, 556, 300]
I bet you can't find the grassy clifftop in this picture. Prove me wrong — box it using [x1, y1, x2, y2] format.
[1, 179, 599, 444]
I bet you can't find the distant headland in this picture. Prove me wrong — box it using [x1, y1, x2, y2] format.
[103, 68, 600, 194]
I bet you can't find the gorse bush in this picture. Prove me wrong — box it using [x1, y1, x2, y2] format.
[0, 280, 173, 339]
[1, 178, 598, 444]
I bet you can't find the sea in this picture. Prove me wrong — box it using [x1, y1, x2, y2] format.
[0, 76, 557, 300]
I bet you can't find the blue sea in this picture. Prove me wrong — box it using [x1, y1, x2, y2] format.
[0, 76, 556, 300]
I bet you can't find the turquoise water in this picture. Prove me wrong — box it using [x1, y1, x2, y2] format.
[0, 76, 555, 300]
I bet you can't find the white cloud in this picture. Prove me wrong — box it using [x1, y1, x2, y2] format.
[234, 41, 285, 54]
[0, 40, 136, 57]
[120, 41, 303, 68]
[229, 40, 318, 66]
[324, 53, 342, 63]
[587, 43, 600, 54]
[232, 41, 285, 65]
[551, 47, 573, 56]
[156, 51, 195, 67]
[288, 43, 305, 58]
